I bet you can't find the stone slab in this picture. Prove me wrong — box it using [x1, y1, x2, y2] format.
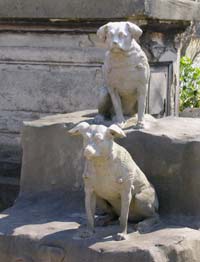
[0, 63, 102, 113]
[0, 192, 200, 262]
[0, 33, 104, 63]
[180, 108, 200, 118]
[146, 0, 200, 21]
[0, 0, 199, 21]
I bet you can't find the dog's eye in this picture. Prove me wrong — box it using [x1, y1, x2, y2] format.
[109, 31, 114, 37]
[85, 132, 92, 139]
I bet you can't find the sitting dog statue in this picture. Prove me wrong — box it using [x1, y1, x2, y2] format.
[96, 21, 150, 129]
[69, 122, 159, 241]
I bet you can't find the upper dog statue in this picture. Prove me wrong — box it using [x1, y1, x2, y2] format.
[69, 122, 159, 241]
[96, 21, 150, 128]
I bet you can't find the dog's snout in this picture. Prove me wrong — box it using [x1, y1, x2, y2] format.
[113, 39, 119, 46]
[84, 145, 96, 159]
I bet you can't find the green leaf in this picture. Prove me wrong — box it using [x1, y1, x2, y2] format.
[179, 56, 200, 111]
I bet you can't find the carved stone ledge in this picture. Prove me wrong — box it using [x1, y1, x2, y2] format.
[0, 0, 199, 21]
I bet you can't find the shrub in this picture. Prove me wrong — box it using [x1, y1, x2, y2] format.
[179, 56, 200, 111]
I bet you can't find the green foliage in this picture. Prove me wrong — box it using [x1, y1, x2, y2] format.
[179, 56, 200, 111]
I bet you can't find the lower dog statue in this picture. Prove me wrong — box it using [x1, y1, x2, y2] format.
[69, 122, 159, 241]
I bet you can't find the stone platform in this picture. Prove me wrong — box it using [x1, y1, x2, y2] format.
[1, 197, 200, 262]
[1, 110, 200, 262]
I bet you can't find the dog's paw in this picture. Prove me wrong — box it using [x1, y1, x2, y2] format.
[112, 116, 126, 128]
[114, 232, 127, 241]
[134, 121, 145, 129]
[116, 121, 126, 129]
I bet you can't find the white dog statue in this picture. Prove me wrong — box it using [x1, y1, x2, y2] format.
[69, 122, 159, 241]
[96, 21, 150, 129]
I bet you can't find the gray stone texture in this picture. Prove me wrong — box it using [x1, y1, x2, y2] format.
[0, 32, 104, 205]
[147, 0, 200, 21]
[1, 111, 200, 261]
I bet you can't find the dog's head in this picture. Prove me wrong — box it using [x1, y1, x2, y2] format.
[69, 122, 126, 160]
[97, 22, 142, 52]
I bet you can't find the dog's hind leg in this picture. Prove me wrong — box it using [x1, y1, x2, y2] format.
[96, 87, 113, 122]
[137, 214, 160, 233]
[133, 188, 159, 233]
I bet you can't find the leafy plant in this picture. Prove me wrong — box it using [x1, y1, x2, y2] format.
[179, 56, 200, 111]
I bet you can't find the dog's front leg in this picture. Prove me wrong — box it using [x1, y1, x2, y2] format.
[136, 92, 146, 129]
[115, 186, 132, 241]
[80, 186, 96, 238]
[108, 87, 125, 127]
[85, 187, 96, 234]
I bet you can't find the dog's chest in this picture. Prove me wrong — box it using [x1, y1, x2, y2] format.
[90, 160, 122, 200]
[104, 52, 147, 91]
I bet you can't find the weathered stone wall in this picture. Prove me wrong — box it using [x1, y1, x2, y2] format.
[185, 22, 200, 65]
[0, 29, 104, 208]
[0, 24, 187, 208]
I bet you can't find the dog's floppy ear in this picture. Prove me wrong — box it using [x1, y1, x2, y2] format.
[97, 23, 109, 43]
[68, 122, 89, 136]
[126, 22, 143, 41]
[107, 124, 126, 139]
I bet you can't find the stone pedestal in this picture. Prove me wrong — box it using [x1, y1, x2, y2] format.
[0, 111, 200, 261]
